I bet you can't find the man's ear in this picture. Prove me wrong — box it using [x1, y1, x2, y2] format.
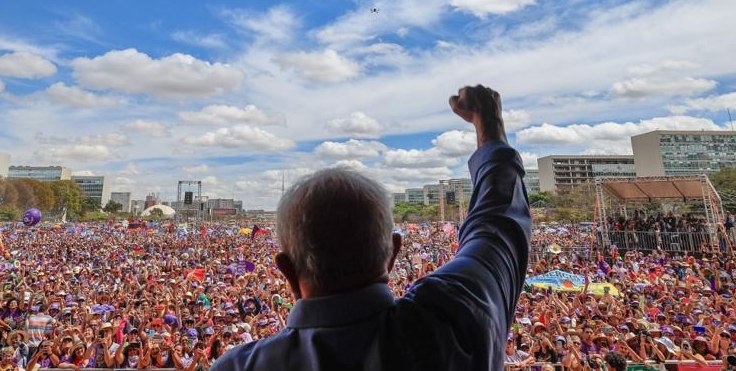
[387, 233, 402, 274]
[275, 252, 302, 300]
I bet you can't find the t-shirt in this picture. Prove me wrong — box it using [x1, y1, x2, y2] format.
[26, 314, 54, 347]
[505, 350, 529, 364]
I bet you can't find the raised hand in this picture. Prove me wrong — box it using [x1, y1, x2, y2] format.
[449, 85, 508, 146]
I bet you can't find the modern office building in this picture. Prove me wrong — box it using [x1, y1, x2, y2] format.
[392, 193, 406, 205]
[537, 155, 636, 192]
[632, 130, 736, 176]
[524, 169, 540, 194]
[423, 184, 441, 205]
[72, 176, 109, 207]
[8, 165, 72, 182]
[110, 192, 132, 213]
[405, 188, 424, 205]
[0, 153, 9, 178]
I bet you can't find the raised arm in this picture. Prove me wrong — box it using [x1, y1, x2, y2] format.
[435, 85, 531, 322]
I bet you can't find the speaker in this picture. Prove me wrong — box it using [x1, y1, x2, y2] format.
[184, 191, 193, 205]
[446, 191, 456, 204]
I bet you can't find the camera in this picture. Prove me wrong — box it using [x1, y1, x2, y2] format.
[727, 355, 736, 367]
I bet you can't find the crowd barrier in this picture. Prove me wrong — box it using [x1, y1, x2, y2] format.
[605, 231, 717, 254]
[504, 359, 724, 370]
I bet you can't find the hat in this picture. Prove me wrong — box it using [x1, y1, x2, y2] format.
[8, 331, 27, 342]
[186, 328, 198, 338]
[560, 317, 571, 324]
[127, 327, 139, 334]
[204, 327, 214, 336]
[49, 303, 60, 311]
[518, 318, 532, 326]
[71, 342, 86, 354]
[555, 336, 567, 344]
[618, 324, 630, 331]
[150, 318, 163, 326]
[101, 322, 113, 331]
[656, 337, 680, 354]
[549, 243, 562, 255]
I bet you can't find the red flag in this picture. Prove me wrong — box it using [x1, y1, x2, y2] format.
[251, 225, 267, 240]
[184, 268, 205, 282]
[200, 225, 207, 237]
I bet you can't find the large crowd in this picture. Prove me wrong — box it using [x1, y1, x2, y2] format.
[0, 214, 732, 370]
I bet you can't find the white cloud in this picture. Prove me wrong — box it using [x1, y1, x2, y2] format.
[315, 0, 446, 47]
[431, 130, 476, 156]
[38, 144, 116, 162]
[504, 109, 532, 131]
[123, 120, 171, 137]
[179, 104, 284, 126]
[114, 176, 135, 186]
[519, 151, 539, 169]
[0, 80, 4, 93]
[517, 115, 725, 154]
[383, 166, 454, 183]
[450, 0, 536, 16]
[0, 51, 56, 78]
[315, 139, 387, 159]
[276, 49, 360, 83]
[669, 92, 736, 114]
[71, 49, 244, 98]
[183, 125, 295, 151]
[182, 164, 209, 173]
[384, 148, 455, 168]
[80, 133, 130, 147]
[45, 82, 119, 107]
[171, 31, 227, 49]
[611, 77, 716, 98]
[119, 163, 140, 176]
[627, 60, 699, 76]
[326, 112, 382, 138]
[331, 159, 368, 171]
[222, 5, 299, 43]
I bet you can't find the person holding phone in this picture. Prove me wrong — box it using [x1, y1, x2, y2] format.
[25, 340, 58, 371]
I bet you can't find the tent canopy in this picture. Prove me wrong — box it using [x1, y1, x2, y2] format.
[599, 176, 713, 202]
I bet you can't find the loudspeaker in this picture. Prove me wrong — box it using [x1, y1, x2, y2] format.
[184, 191, 193, 205]
[446, 191, 456, 204]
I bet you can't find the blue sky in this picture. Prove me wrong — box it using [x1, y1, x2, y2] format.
[0, 0, 735, 208]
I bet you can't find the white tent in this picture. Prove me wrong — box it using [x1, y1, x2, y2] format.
[141, 204, 176, 218]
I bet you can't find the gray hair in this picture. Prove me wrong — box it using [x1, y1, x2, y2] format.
[276, 168, 394, 289]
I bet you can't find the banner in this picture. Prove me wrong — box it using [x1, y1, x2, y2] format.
[236, 260, 256, 274]
[673, 364, 720, 371]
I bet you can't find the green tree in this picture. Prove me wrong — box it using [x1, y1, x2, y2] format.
[28, 179, 56, 211]
[710, 168, 736, 213]
[0, 204, 19, 221]
[8, 179, 36, 210]
[147, 207, 164, 221]
[49, 180, 83, 215]
[103, 200, 123, 213]
[81, 211, 109, 222]
[0, 179, 19, 208]
[81, 197, 101, 213]
[529, 191, 553, 207]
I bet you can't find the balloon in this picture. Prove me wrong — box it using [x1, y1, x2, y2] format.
[22, 208, 42, 227]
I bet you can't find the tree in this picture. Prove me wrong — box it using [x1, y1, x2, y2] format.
[28, 179, 56, 211]
[49, 180, 83, 215]
[81, 197, 101, 214]
[0, 204, 19, 222]
[147, 207, 164, 221]
[710, 168, 736, 213]
[0, 179, 19, 208]
[529, 191, 553, 207]
[8, 179, 36, 210]
[103, 200, 123, 213]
